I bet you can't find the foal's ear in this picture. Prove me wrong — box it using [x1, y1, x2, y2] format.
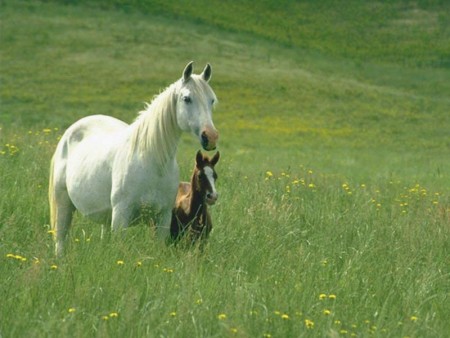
[211, 151, 220, 166]
[183, 61, 194, 82]
[195, 150, 204, 167]
[201, 63, 212, 82]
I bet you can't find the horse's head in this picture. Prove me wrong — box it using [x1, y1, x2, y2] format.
[194, 150, 220, 205]
[176, 62, 219, 151]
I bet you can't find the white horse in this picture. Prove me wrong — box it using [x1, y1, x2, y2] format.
[49, 62, 219, 256]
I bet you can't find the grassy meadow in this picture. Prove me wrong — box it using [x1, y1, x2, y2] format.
[1, 0, 449, 337]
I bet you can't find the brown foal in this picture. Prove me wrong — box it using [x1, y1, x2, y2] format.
[170, 150, 220, 243]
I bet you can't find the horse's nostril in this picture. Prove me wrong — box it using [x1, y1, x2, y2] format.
[207, 192, 217, 201]
[201, 132, 208, 148]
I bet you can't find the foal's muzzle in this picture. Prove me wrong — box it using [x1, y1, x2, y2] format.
[206, 192, 218, 205]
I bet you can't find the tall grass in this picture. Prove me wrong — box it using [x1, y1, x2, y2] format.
[1, 1, 449, 337]
[2, 133, 448, 336]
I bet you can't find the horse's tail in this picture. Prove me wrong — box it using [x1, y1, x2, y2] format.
[48, 155, 57, 240]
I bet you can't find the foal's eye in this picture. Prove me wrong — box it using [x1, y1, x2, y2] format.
[211, 99, 215, 105]
[183, 96, 192, 104]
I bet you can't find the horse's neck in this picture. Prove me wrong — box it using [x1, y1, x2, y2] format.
[130, 85, 181, 168]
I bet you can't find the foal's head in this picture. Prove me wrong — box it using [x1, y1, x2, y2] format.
[193, 150, 220, 205]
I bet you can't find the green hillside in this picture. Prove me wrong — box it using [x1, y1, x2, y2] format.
[51, 0, 450, 67]
[2, 0, 449, 183]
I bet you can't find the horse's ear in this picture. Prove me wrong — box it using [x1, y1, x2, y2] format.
[201, 63, 212, 82]
[211, 151, 220, 166]
[195, 150, 204, 168]
[183, 61, 194, 82]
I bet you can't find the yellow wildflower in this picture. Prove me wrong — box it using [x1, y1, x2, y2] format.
[217, 313, 227, 320]
[7, 254, 27, 261]
[305, 319, 314, 329]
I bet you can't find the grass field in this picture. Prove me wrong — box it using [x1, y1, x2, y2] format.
[1, 0, 449, 337]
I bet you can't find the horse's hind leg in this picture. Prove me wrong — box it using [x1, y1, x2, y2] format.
[50, 182, 75, 256]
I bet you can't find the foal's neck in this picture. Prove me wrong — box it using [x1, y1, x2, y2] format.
[188, 169, 208, 217]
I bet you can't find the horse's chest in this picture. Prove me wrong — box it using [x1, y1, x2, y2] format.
[141, 174, 178, 206]
[111, 157, 179, 213]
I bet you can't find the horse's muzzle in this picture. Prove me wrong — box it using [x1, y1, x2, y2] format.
[201, 127, 219, 151]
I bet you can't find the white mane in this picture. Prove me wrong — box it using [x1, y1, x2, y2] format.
[129, 82, 180, 169]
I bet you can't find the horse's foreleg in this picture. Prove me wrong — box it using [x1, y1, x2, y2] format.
[111, 202, 134, 231]
[155, 209, 172, 241]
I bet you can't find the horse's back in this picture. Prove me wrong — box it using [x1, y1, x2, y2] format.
[178, 182, 191, 197]
[64, 115, 128, 145]
[174, 182, 191, 211]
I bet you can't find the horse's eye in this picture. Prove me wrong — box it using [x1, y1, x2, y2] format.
[211, 99, 215, 105]
[183, 96, 192, 104]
